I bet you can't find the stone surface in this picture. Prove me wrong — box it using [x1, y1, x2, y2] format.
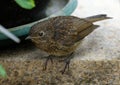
[0, 0, 120, 84]
[0, 57, 120, 84]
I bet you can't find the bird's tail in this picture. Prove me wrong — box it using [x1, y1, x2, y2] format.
[85, 14, 112, 22]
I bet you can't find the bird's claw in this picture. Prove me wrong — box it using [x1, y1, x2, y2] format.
[42, 55, 53, 71]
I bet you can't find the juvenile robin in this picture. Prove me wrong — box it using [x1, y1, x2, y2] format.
[26, 14, 111, 74]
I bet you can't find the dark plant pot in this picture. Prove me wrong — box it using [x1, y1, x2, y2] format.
[0, 0, 77, 46]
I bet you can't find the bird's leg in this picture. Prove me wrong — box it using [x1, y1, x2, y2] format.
[60, 53, 74, 74]
[43, 55, 53, 70]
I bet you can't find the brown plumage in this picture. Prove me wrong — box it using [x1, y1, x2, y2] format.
[26, 14, 111, 74]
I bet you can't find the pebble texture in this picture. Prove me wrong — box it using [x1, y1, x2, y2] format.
[0, 58, 120, 85]
[0, 0, 120, 84]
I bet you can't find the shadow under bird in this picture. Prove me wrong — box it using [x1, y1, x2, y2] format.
[26, 14, 111, 74]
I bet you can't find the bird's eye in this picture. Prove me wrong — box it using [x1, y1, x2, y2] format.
[39, 31, 45, 37]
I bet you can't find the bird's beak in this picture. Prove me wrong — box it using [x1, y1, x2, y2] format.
[25, 36, 31, 40]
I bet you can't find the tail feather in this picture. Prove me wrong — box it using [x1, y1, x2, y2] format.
[78, 25, 99, 39]
[85, 14, 112, 22]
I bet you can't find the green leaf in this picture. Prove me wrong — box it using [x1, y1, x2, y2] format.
[0, 65, 7, 78]
[14, 0, 36, 10]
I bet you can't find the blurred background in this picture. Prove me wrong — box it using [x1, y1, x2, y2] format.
[72, 0, 120, 27]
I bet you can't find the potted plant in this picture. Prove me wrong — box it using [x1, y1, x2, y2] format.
[0, 0, 77, 46]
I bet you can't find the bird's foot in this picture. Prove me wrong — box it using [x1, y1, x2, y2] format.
[59, 53, 74, 74]
[43, 55, 53, 70]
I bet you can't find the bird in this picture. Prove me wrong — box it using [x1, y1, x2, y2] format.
[26, 14, 111, 74]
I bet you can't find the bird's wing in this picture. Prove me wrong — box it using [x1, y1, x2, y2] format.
[52, 16, 99, 46]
